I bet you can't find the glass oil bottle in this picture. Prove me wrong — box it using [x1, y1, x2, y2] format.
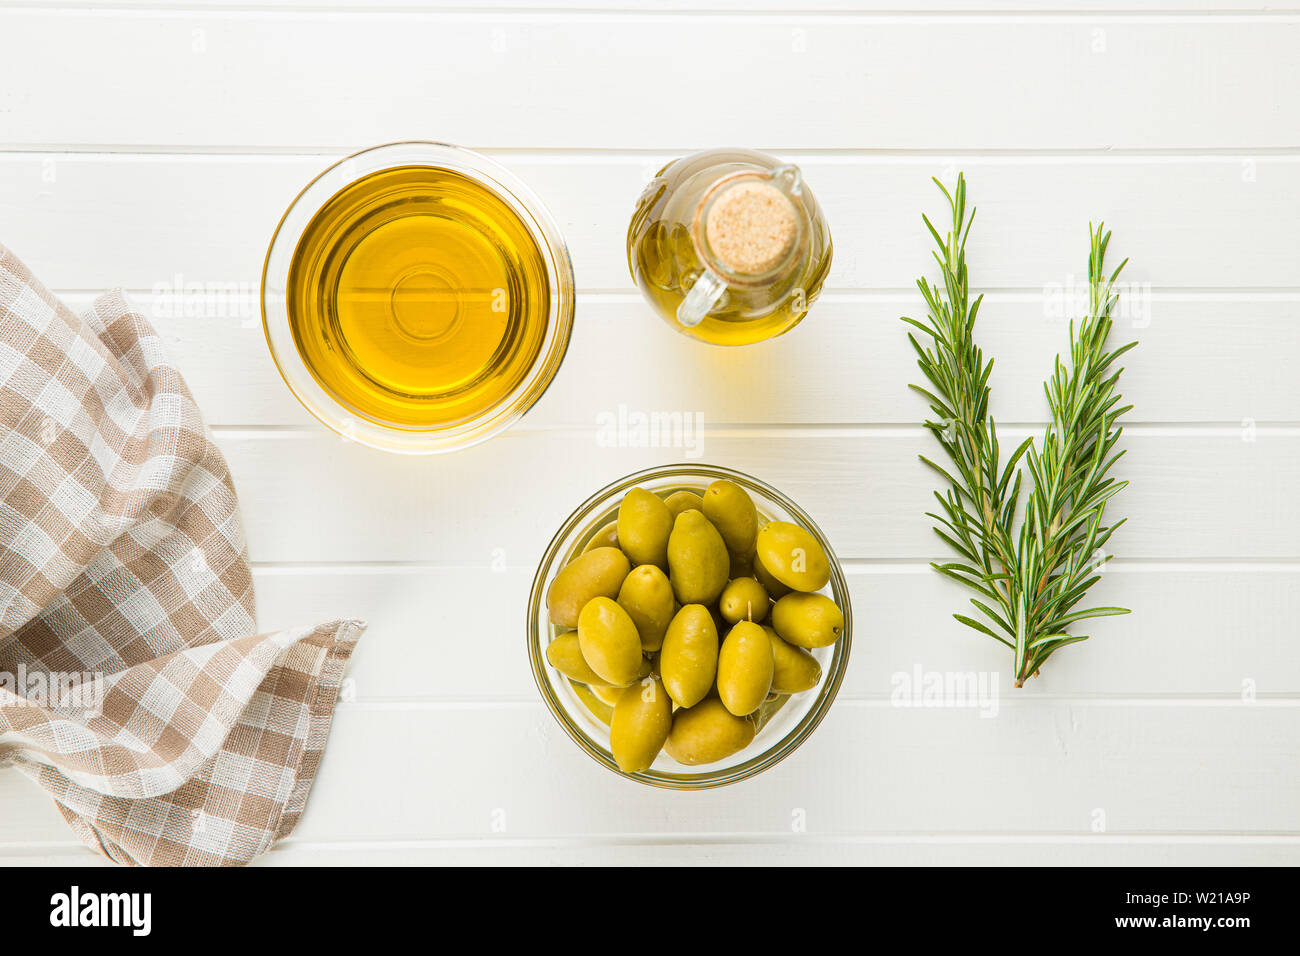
[626, 148, 832, 346]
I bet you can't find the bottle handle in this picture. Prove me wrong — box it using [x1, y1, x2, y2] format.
[677, 269, 727, 327]
[770, 164, 803, 196]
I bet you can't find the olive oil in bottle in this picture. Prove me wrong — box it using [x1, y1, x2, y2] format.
[286, 165, 552, 429]
[626, 148, 833, 346]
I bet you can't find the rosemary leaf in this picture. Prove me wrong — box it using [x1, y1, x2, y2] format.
[902, 174, 1137, 687]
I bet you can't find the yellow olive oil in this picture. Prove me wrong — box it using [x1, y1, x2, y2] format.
[286, 165, 551, 428]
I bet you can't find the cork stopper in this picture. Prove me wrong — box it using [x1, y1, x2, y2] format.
[702, 179, 799, 276]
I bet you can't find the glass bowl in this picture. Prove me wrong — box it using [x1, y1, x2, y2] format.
[261, 141, 575, 454]
[528, 464, 852, 789]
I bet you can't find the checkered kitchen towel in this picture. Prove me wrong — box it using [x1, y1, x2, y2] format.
[0, 246, 363, 865]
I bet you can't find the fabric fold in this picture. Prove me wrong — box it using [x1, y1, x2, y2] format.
[0, 244, 361, 865]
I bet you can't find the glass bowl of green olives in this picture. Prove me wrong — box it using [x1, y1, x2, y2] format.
[528, 464, 852, 789]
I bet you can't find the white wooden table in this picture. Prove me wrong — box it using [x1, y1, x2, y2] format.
[2, 0, 1298, 867]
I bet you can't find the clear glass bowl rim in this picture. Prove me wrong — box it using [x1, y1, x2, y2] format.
[527, 463, 853, 789]
[261, 140, 575, 455]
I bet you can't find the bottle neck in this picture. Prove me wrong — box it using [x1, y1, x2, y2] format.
[691, 169, 807, 288]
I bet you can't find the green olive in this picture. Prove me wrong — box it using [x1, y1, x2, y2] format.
[716, 621, 774, 717]
[658, 604, 719, 709]
[549, 633, 651, 692]
[664, 698, 756, 766]
[617, 564, 675, 652]
[751, 546, 792, 599]
[610, 675, 673, 773]
[718, 577, 770, 625]
[546, 631, 616, 687]
[582, 520, 619, 553]
[770, 592, 844, 648]
[764, 625, 822, 694]
[702, 479, 758, 558]
[578, 597, 646, 686]
[547, 547, 632, 628]
[617, 487, 673, 568]
[667, 510, 729, 605]
[755, 521, 830, 592]
[570, 680, 614, 726]
[588, 682, 627, 707]
[664, 490, 704, 518]
[729, 548, 755, 580]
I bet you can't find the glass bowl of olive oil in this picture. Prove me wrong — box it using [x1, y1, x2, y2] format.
[262, 142, 574, 453]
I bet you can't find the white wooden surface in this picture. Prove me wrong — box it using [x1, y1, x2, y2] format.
[2, 1, 1298, 867]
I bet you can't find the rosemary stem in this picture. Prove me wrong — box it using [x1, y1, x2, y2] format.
[904, 175, 1135, 687]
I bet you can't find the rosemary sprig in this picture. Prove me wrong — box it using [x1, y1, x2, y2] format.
[902, 174, 1137, 687]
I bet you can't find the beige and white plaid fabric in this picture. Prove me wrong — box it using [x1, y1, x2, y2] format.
[0, 246, 363, 866]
